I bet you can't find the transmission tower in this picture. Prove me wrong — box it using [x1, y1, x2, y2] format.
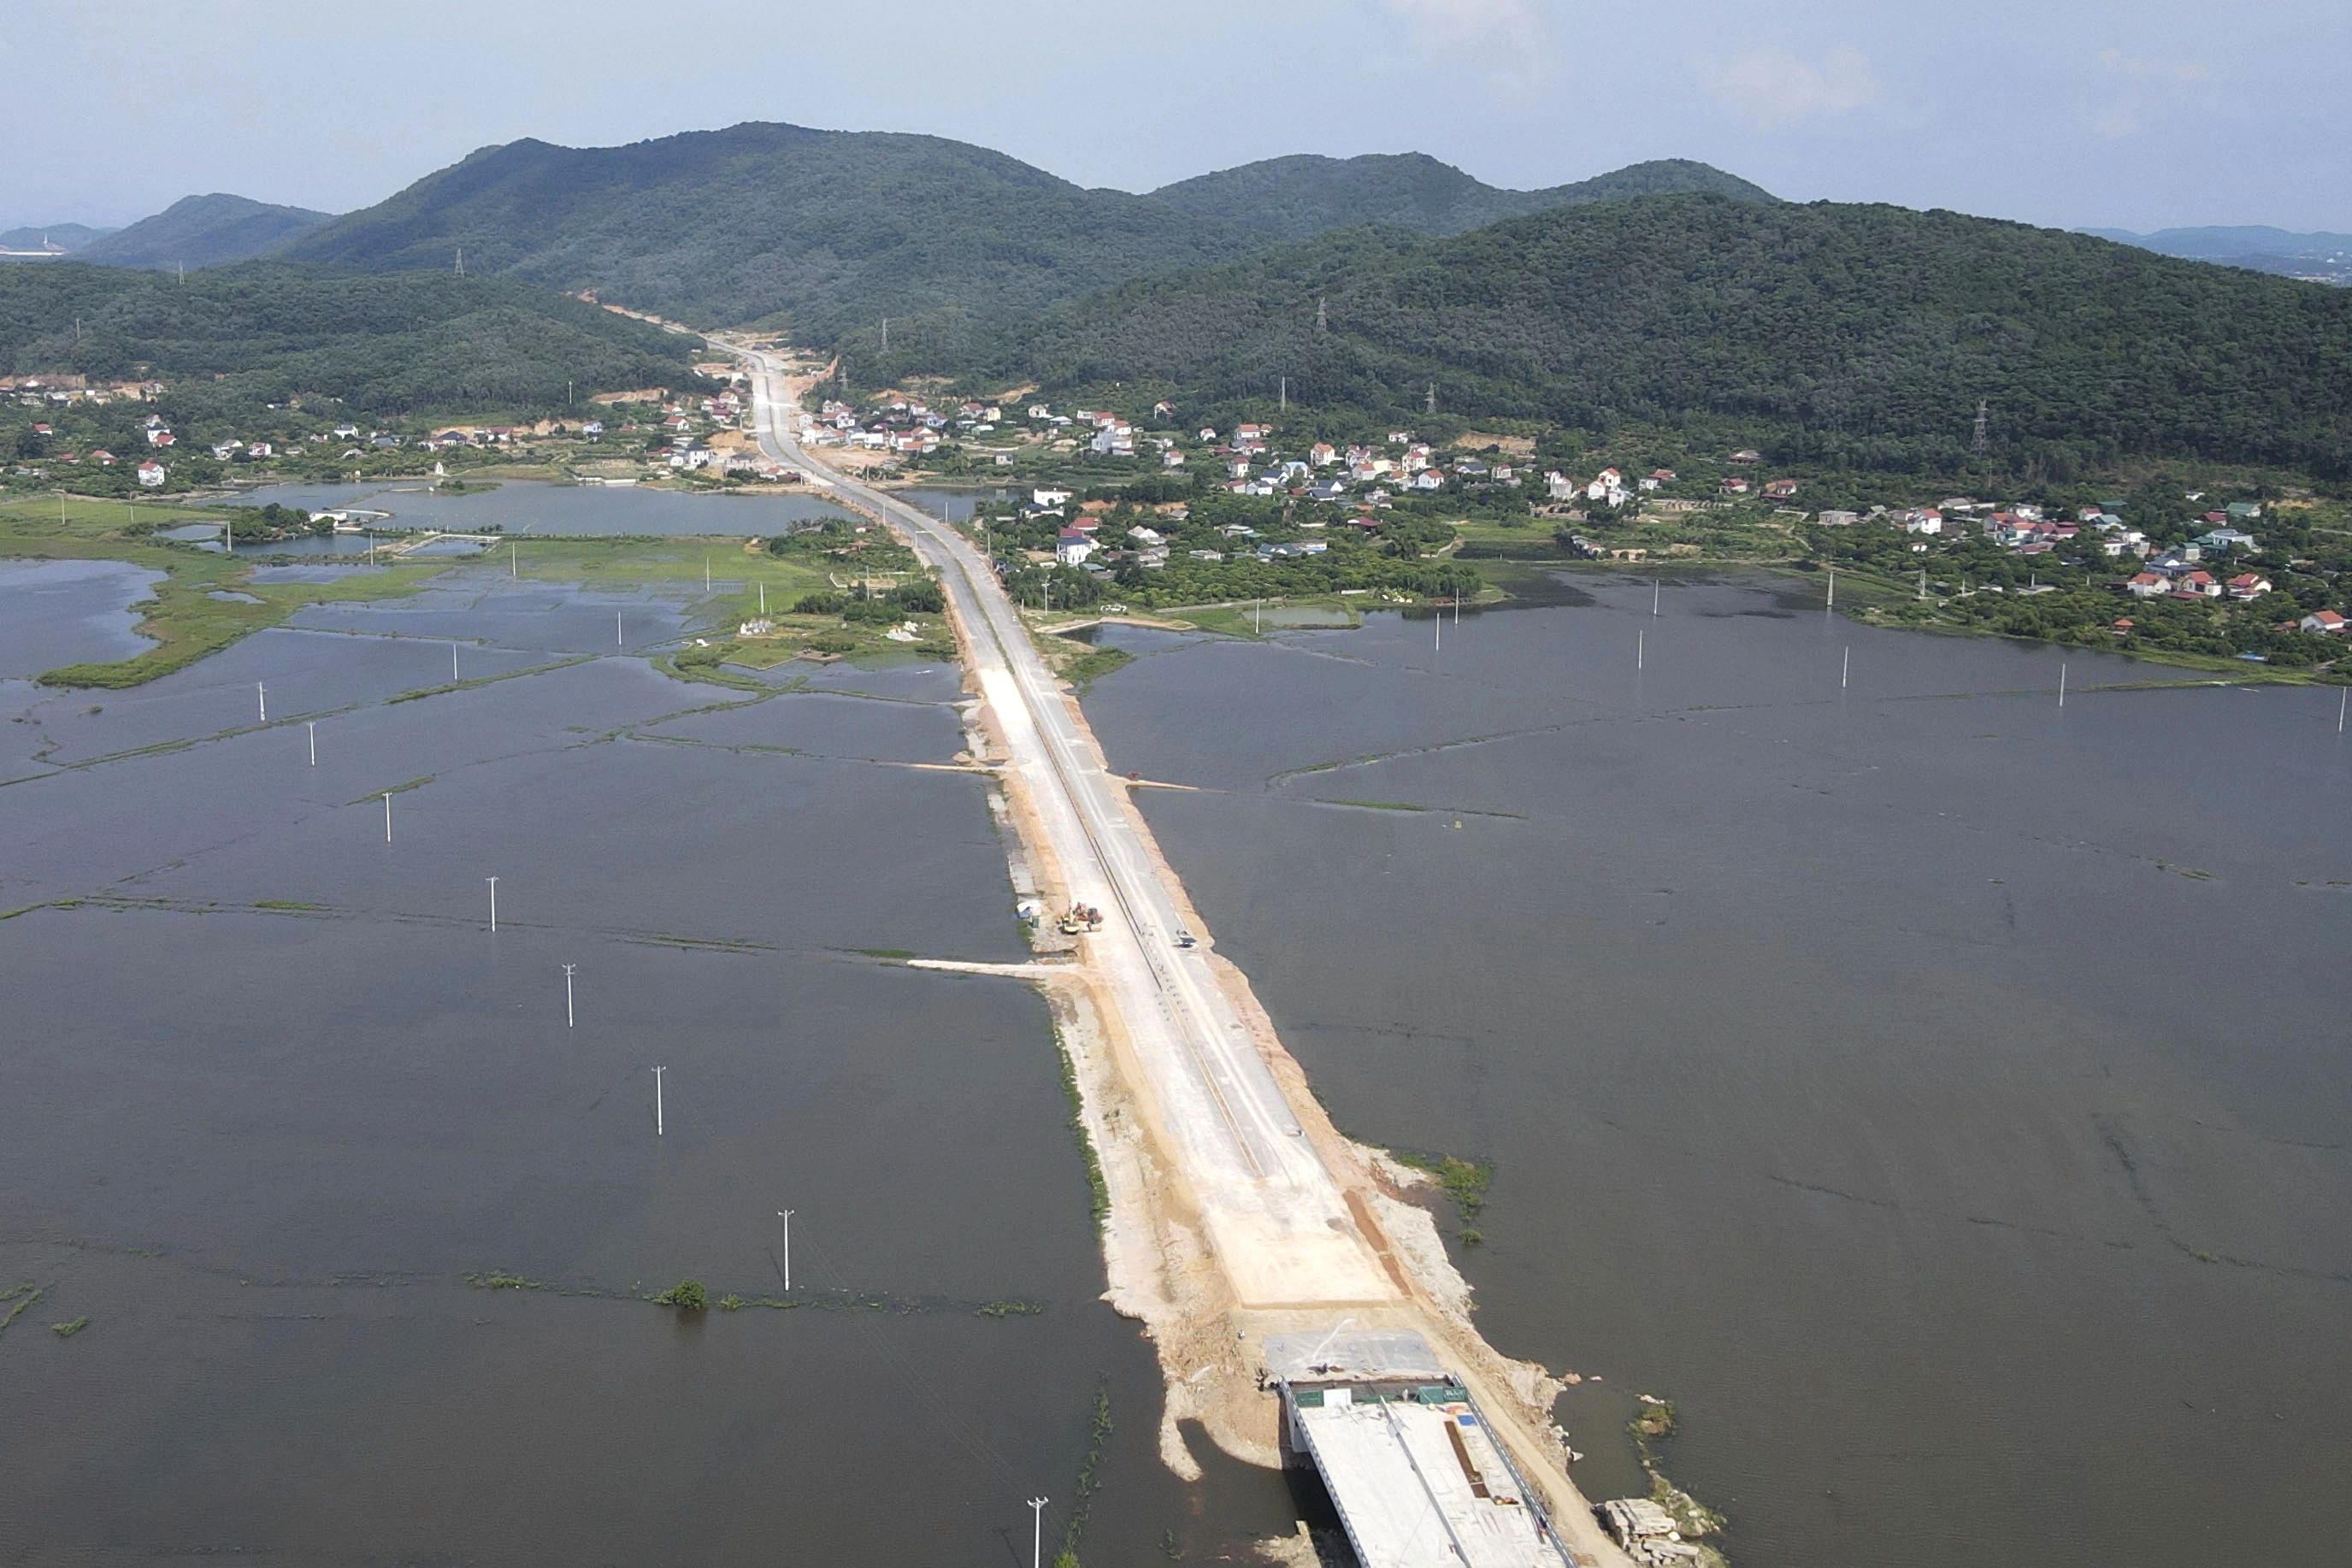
[1316, 296, 1329, 333]
[881, 317, 889, 355]
[1971, 398, 1989, 456]
[455, 246, 464, 278]
[1279, 376, 1288, 412]
[1425, 382, 1436, 416]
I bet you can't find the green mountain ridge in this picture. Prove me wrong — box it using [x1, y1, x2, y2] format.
[0, 262, 705, 416]
[78, 194, 338, 270]
[1005, 196, 2352, 478]
[279, 122, 1268, 345]
[1148, 152, 1773, 240]
[274, 122, 1766, 357]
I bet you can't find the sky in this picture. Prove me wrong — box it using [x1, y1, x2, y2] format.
[5, 0, 2347, 235]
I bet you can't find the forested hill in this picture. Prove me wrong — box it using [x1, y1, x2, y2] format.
[277, 122, 1267, 345]
[1009, 197, 2352, 477]
[1148, 154, 1773, 241]
[1, 223, 115, 255]
[0, 263, 707, 415]
[78, 194, 337, 269]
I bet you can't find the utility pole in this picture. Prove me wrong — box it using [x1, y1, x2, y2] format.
[777, 1209, 793, 1291]
[563, 964, 576, 1028]
[2059, 663, 2068, 708]
[256, 681, 267, 722]
[451, 641, 460, 681]
[1826, 567, 1836, 610]
[306, 722, 315, 766]
[1636, 628, 1644, 670]
[511, 543, 517, 578]
[383, 791, 393, 843]
[616, 610, 622, 647]
[1842, 645, 1850, 690]
[1653, 578, 1661, 616]
[653, 1066, 665, 1136]
[485, 875, 498, 933]
[1027, 1498, 1049, 1568]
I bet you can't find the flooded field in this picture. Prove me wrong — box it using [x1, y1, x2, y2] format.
[0, 557, 1303, 1566]
[1077, 570, 2352, 1568]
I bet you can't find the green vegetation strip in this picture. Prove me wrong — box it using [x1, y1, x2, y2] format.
[0, 1282, 43, 1337]
[1055, 1026, 1111, 1229]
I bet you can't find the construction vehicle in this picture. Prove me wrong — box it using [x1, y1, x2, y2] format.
[1057, 904, 1105, 937]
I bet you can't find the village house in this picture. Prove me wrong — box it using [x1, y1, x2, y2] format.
[136, 459, 166, 488]
[1055, 529, 1096, 565]
[2301, 610, 2347, 634]
[1764, 478, 1801, 501]
[2227, 574, 2272, 599]
[2125, 571, 2169, 598]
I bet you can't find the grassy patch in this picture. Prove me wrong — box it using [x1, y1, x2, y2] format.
[976, 1300, 1046, 1317]
[50, 1316, 89, 1338]
[1320, 798, 1429, 813]
[252, 899, 327, 912]
[1390, 1150, 1494, 1219]
[0, 1282, 42, 1336]
[1061, 645, 1135, 692]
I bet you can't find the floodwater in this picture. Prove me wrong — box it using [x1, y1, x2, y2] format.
[1077, 571, 2352, 1568]
[0, 559, 161, 678]
[0, 558, 1306, 1565]
[233, 478, 853, 536]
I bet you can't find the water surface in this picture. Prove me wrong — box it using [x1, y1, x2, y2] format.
[1080, 572, 2352, 1568]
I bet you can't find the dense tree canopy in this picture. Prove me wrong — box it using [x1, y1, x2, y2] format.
[0, 262, 707, 416]
[1001, 197, 2352, 478]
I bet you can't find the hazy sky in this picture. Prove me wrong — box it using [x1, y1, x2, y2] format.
[7, 0, 2346, 234]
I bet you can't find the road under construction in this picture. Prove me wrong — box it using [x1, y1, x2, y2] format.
[719, 339, 1632, 1568]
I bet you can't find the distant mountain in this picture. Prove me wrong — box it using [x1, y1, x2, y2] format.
[0, 262, 705, 416]
[0, 223, 117, 255]
[78, 195, 338, 270]
[276, 122, 1776, 367]
[278, 122, 1268, 351]
[2082, 226, 2352, 286]
[1149, 154, 1775, 241]
[1011, 196, 2352, 477]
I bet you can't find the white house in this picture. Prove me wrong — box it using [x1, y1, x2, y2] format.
[1033, 488, 1072, 509]
[136, 459, 166, 487]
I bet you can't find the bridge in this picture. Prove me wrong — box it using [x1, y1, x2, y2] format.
[1267, 1329, 1578, 1568]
